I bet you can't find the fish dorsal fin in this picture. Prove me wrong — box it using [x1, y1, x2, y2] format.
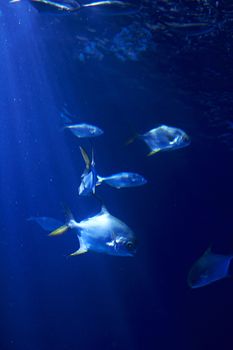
[100, 205, 108, 214]
[49, 224, 70, 236]
[203, 245, 212, 256]
[79, 146, 91, 170]
[62, 204, 75, 222]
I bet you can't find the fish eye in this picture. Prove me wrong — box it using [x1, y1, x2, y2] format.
[126, 241, 134, 250]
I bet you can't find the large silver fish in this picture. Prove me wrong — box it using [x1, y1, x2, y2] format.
[129, 124, 190, 156]
[30, 206, 137, 257]
[187, 247, 233, 288]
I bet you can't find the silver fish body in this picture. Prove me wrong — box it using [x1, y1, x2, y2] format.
[98, 172, 147, 188]
[28, 0, 80, 13]
[141, 124, 190, 155]
[65, 123, 103, 138]
[30, 206, 137, 257]
[70, 206, 136, 256]
[81, 0, 140, 15]
[79, 166, 98, 196]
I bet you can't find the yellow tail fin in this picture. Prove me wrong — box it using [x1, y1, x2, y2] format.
[49, 224, 69, 236]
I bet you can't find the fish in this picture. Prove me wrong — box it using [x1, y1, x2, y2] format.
[129, 124, 190, 156]
[79, 146, 98, 196]
[10, 0, 81, 13]
[64, 123, 104, 138]
[29, 206, 137, 257]
[97, 172, 147, 188]
[11, 0, 139, 15]
[162, 22, 212, 30]
[187, 247, 233, 288]
[80, 0, 140, 15]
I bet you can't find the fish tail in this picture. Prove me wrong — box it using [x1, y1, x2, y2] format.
[48, 207, 75, 236]
[28, 216, 70, 237]
[49, 224, 70, 237]
[97, 175, 104, 185]
[147, 149, 161, 156]
[28, 206, 77, 237]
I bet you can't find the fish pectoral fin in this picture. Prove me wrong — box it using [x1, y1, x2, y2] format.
[49, 224, 69, 236]
[147, 149, 160, 156]
[70, 237, 88, 256]
[69, 247, 88, 256]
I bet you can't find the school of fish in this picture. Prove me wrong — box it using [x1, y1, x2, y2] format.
[30, 107, 190, 258]
[21, 0, 232, 289]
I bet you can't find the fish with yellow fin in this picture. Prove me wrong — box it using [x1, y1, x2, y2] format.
[128, 124, 190, 156]
[78, 146, 98, 196]
[29, 206, 137, 257]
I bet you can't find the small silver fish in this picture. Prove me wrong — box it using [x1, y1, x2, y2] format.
[187, 247, 233, 288]
[79, 146, 98, 196]
[10, 0, 81, 13]
[65, 123, 104, 138]
[97, 172, 147, 188]
[138, 124, 190, 156]
[81, 0, 140, 15]
[30, 206, 137, 257]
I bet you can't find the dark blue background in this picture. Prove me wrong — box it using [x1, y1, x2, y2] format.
[0, 2, 233, 350]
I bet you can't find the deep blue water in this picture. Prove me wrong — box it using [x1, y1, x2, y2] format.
[1, 1, 233, 349]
